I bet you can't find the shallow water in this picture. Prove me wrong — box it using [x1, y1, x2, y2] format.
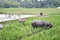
[0, 14, 35, 22]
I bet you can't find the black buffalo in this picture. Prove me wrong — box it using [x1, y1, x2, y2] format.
[31, 20, 52, 28]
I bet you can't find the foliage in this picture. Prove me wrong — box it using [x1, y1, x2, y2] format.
[0, 0, 60, 8]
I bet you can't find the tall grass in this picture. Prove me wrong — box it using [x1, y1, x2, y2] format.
[0, 8, 60, 40]
[0, 15, 60, 40]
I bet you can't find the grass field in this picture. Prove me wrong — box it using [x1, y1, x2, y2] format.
[0, 8, 60, 40]
[0, 8, 60, 15]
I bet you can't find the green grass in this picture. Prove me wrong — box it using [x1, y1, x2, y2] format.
[23, 16, 60, 40]
[0, 15, 60, 40]
[0, 8, 60, 15]
[0, 8, 60, 40]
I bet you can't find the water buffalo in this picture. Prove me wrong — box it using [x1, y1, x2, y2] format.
[18, 18, 25, 25]
[31, 20, 52, 28]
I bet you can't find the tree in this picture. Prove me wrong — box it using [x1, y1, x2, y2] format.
[0, 0, 60, 8]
